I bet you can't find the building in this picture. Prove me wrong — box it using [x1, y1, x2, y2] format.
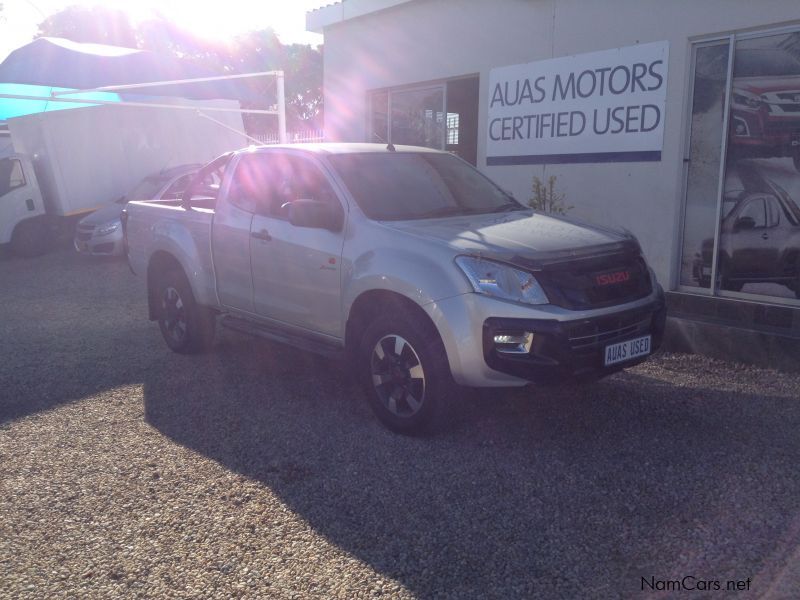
[308, 0, 800, 369]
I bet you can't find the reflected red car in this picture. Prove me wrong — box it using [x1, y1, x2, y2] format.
[728, 48, 800, 171]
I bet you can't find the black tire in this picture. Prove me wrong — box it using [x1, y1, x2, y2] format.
[10, 218, 50, 257]
[718, 260, 743, 292]
[357, 311, 453, 435]
[155, 268, 216, 354]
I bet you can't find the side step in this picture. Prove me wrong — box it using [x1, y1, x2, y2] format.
[221, 315, 345, 360]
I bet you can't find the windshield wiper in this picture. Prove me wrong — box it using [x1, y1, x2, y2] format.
[417, 206, 472, 219]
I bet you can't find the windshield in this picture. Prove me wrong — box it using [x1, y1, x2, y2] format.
[328, 152, 523, 221]
[734, 49, 800, 77]
[126, 176, 167, 201]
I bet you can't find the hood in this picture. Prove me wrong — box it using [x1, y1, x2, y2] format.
[382, 210, 638, 268]
[79, 202, 124, 226]
[734, 76, 800, 94]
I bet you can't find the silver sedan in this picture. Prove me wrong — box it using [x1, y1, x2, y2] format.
[74, 164, 201, 257]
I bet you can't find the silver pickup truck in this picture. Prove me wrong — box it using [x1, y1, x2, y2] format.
[124, 143, 666, 434]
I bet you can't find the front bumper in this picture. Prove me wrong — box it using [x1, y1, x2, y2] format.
[427, 288, 666, 387]
[74, 228, 124, 256]
[482, 298, 666, 383]
[729, 109, 800, 153]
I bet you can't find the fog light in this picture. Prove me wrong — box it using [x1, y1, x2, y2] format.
[494, 332, 534, 355]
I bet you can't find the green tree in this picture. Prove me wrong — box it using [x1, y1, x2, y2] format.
[34, 7, 322, 134]
[528, 175, 573, 215]
[35, 5, 138, 47]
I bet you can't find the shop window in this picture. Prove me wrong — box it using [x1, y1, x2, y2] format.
[679, 29, 800, 304]
[390, 87, 445, 149]
[368, 75, 479, 165]
[370, 91, 388, 144]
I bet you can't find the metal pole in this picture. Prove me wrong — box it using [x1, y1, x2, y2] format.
[276, 70, 287, 143]
[708, 37, 736, 295]
[50, 71, 281, 96]
[196, 110, 265, 146]
[0, 93, 278, 115]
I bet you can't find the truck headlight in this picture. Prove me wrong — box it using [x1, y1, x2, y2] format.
[455, 256, 549, 305]
[96, 221, 120, 236]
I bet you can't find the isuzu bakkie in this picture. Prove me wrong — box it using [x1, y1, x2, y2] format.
[123, 143, 666, 434]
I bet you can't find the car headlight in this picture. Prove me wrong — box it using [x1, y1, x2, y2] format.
[455, 256, 549, 305]
[96, 221, 121, 236]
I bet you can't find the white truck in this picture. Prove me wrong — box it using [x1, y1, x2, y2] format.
[124, 143, 667, 435]
[1, 102, 246, 256]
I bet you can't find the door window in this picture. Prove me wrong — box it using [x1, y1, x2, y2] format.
[738, 198, 766, 228]
[0, 158, 26, 197]
[232, 153, 339, 218]
[766, 197, 781, 227]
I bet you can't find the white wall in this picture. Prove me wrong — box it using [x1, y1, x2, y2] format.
[320, 0, 800, 288]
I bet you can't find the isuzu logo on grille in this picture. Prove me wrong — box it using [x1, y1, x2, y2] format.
[595, 270, 631, 286]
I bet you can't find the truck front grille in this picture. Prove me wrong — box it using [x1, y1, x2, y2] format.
[565, 310, 653, 354]
[537, 253, 652, 310]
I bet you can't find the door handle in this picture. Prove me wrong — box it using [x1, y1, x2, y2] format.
[761, 233, 769, 240]
[251, 229, 272, 241]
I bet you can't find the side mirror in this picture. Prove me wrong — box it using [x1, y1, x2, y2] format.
[734, 216, 756, 231]
[285, 199, 343, 232]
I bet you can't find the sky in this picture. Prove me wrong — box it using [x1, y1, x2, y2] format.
[0, 0, 328, 61]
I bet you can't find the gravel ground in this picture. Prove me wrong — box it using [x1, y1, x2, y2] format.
[1, 246, 799, 599]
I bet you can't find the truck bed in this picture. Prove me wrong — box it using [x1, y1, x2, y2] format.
[125, 199, 217, 308]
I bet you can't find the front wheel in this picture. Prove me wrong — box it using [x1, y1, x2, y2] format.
[155, 269, 216, 354]
[10, 218, 50, 257]
[358, 313, 453, 435]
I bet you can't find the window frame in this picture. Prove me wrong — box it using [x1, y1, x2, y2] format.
[677, 25, 800, 308]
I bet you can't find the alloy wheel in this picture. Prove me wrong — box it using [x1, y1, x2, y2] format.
[161, 286, 187, 345]
[370, 334, 426, 417]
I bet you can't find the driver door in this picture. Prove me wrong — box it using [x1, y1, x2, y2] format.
[0, 155, 44, 243]
[247, 151, 346, 337]
[728, 195, 774, 278]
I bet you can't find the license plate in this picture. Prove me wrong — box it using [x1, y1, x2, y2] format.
[604, 335, 651, 366]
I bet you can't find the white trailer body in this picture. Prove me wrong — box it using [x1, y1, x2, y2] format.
[0, 99, 247, 255]
[7, 100, 246, 218]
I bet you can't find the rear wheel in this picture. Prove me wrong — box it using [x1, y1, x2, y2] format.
[10, 218, 50, 257]
[156, 269, 216, 353]
[718, 259, 743, 292]
[358, 312, 453, 435]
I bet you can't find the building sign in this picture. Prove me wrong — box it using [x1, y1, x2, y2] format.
[486, 41, 669, 165]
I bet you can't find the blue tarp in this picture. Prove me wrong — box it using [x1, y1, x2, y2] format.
[0, 83, 121, 120]
[0, 37, 260, 104]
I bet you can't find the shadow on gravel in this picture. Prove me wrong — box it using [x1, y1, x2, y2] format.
[5, 246, 797, 596]
[0, 248, 151, 426]
[143, 339, 800, 598]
